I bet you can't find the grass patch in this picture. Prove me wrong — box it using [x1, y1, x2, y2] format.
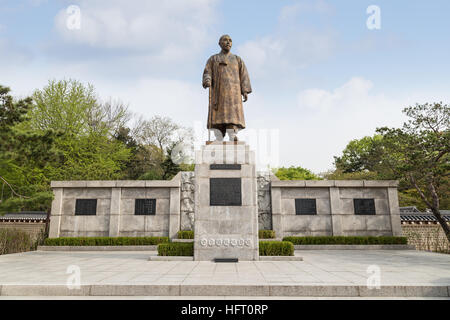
[0, 229, 36, 255]
[158, 242, 194, 256]
[44, 236, 169, 246]
[259, 241, 294, 256]
[282, 236, 408, 245]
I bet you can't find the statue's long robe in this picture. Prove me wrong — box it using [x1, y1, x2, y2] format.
[203, 52, 252, 129]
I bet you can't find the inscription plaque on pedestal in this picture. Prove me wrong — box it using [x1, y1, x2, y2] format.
[210, 164, 241, 170]
[210, 178, 242, 206]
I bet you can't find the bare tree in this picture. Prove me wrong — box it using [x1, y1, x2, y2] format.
[139, 116, 180, 152]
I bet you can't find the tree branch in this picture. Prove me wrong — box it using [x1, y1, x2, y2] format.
[409, 174, 433, 209]
[0, 176, 31, 199]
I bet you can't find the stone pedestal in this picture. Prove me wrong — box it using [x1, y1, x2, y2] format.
[194, 142, 259, 261]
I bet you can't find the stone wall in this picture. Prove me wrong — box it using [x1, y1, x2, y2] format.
[280, 186, 332, 237]
[271, 180, 402, 238]
[335, 185, 394, 237]
[49, 176, 181, 239]
[402, 223, 450, 253]
[0, 222, 46, 241]
[48, 172, 402, 240]
[58, 187, 111, 237]
[118, 187, 170, 237]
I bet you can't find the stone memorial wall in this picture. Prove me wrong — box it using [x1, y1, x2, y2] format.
[48, 161, 402, 246]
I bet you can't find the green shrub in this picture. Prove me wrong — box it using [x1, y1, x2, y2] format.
[158, 242, 194, 256]
[282, 236, 408, 245]
[259, 230, 275, 239]
[0, 229, 35, 255]
[177, 230, 194, 239]
[259, 241, 294, 256]
[44, 236, 169, 246]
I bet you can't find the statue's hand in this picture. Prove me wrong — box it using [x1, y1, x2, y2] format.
[243, 92, 248, 102]
[203, 80, 211, 89]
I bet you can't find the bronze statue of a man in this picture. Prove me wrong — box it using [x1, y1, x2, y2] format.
[203, 35, 252, 141]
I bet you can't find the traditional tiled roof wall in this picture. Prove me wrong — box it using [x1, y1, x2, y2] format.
[399, 207, 450, 224]
[0, 211, 47, 222]
[401, 215, 450, 223]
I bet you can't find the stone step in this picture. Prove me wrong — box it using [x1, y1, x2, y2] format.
[148, 255, 302, 261]
[1, 284, 448, 297]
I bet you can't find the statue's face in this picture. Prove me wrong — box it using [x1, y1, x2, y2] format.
[219, 35, 232, 52]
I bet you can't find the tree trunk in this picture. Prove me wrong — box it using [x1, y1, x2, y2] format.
[410, 175, 450, 242]
[45, 208, 51, 238]
[428, 181, 450, 242]
[430, 207, 450, 242]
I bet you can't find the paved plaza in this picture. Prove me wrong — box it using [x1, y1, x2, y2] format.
[0, 250, 449, 297]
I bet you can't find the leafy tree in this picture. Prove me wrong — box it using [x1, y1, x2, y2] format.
[23, 79, 131, 181]
[160, 143, 183, 180]
[331, 133, 428, 207]
[0, 85, 56, 213]
[273, 166, 321, 180]
[322, 169, 380, 180]
[334, 135, 383, 172]
[333, 135, 397, 180]
[377, 102, 449, 241]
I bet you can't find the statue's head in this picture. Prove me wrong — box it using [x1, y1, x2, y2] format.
[219, 34, 232, 52]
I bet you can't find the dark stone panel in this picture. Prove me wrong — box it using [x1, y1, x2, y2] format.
[214, 258, 239, 262]
[210, 178, 242, 206]
[210, 164, 242, 170]
[295, 199, 317, 215]
[75, 199, 97, 216]
[354, 198, 376, 215]
[135, 199, 156, 215]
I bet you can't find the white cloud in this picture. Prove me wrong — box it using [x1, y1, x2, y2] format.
[298, 77, 375, 112]
[96, 77, 206, 126]
[54, 0, 218, 61]
[287, 77, 450, 173]
[236, 2, 337, 80]
[237, 30, 337, 80]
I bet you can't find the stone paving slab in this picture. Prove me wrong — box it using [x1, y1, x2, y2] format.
[149, 256, 194, 261]
[0, 250, 448, 297]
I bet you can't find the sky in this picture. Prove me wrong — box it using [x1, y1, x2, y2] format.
[1, 0, 450, 173]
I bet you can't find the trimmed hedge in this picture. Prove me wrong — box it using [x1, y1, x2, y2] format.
[259, 230, 275, 239]
[177, 230, 194, 239]
[44, 237, 169, 246]
[282, 236, 408, 245]
[158, 242, 194, 256]
[259, 241, 294, 256]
